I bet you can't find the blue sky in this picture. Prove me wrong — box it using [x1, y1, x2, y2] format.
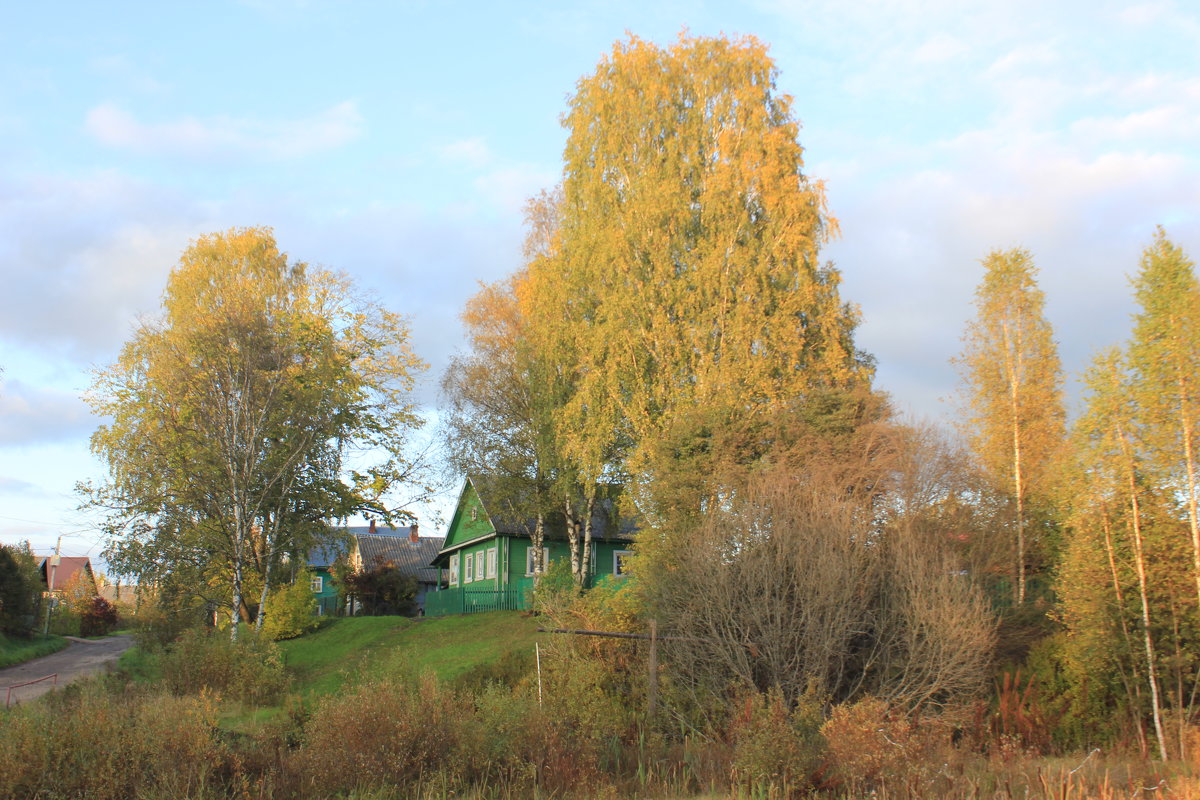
[3, 0, 1199, 566]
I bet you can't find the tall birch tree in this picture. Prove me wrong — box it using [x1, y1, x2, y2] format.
[527, 33, 872, 517]
[1128, 228, 1200, 614]
[1068, 348, 1168, 759]
[957, 249, 1065, 605]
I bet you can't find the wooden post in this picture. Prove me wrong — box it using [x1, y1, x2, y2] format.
[648, 618, 658, 722]
[536, 642, 543, 705]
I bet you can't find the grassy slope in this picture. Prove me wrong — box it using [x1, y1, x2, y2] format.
[278, 611, 543, 697]
[0, 633, 69, 669]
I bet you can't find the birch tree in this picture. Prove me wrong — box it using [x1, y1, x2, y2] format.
[1128, 229, 1200, 613]
[87, 227, 427, 638]
[957, 249, 1065, 604]
[1070, 349, 1168, 759]
[526, 33, 872, 519]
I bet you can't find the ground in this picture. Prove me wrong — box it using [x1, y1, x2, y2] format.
[0, 634, 132, 706]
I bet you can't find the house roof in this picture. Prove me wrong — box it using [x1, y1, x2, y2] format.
[38, 556, 95, 592]
[436, 475, 637, 561]
[470, 475, 636, 541]
[345, 526, 445, 585]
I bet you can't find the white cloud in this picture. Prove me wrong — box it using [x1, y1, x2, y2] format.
[0, 170, 211, 360]
[85, 100, 363, 160]
[0, 476, 45, 496]
[0, 379, 94, 447]
[473, 164, 559, 214]
[911, 33, 968, 64]
[438, 137, 492, 168]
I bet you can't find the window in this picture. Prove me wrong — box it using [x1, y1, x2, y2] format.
[486, 547, 497, 579]
[449, 554, 459, 586]
[463, 553, 473, 583]
[471, 505, 479, 521]
[475, 551, 486, 582]
[310, 576, 323, 593]
[613, 550, 634, 578]
[525, 546, 547, 576]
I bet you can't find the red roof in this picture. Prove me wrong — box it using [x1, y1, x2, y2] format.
[39, 556, 95, 592]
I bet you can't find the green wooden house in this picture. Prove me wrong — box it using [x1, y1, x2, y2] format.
[425, 476, 636, 617]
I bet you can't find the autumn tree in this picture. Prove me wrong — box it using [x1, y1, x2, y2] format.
[1128, 229, 1200, 613]
[957, 249, 1065, 604]
[86, 227, 429, 640]
[525, 33, 872, 530]
[1063, 349, 1169, 759]
[441, 190, 585, 582]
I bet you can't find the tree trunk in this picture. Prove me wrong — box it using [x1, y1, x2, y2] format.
[580, 492, 596, 588]
[1119, 422, 1168, 761]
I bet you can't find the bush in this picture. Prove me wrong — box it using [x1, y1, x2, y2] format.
[291, 674, 477, 796]
[0, 682, 223, 800]
[129, 594, 206, 649]
[260, 578, 320, 641]
[159, 628, 287, 705]
[0, 543, 40, 636]
[80, 596, 120, 637]
[729, 686, 826, 797]
[821, 696, 954, 795]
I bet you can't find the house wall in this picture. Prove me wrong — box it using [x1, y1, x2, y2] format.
[309, 567, 340, 615]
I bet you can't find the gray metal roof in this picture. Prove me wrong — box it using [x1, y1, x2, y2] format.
[469, 475, 637, 542]
[349, 526, 445, 585]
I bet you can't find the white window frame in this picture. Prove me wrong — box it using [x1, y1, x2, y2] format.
[486, 547, 497, 579]
[462, 552, 473, 583]
[614, 550, 634, 578]
[475, 551, 486, 582]
[310, 575, 323, 593]
[449, 554, 460, 586]
[525, 546, 547, 576]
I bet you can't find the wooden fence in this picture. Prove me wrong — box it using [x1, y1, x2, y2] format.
[424, 587, 529, 617]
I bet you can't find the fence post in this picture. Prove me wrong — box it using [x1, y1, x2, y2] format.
[648, 619, 658, 722]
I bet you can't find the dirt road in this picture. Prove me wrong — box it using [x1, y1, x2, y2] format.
[1, 634, 133, 707]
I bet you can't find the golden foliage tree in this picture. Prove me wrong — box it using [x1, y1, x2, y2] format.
[87, 227, 428, 638]
[526, 33, 872, 518]
[1128, 229, 1200, 613]
[957, 249, 1065, 604]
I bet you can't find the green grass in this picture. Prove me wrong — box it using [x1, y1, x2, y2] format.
[0, 632, 69, 668]
[278, 612, 543, 697]
[115, 643, 161, 682]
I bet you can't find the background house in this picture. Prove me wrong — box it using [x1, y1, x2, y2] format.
[318, 521, 445, 615]
[38, 555, 97, 596]
[426, 476, 636, 617]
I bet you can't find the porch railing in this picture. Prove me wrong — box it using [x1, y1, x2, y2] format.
[424, 587, 529, 617]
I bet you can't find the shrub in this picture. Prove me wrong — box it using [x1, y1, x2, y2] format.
[821, 696, 954, 795]
[260, 577, 320, 641]
[729, 686, 826, 797]
[129, 594, 207, 649]
[80, 596, 120, 637]
[0, 543, 40, 635]
[159, 628, 287, 704]
[0, 682, 222, 800]
[291, 674, 477, 796]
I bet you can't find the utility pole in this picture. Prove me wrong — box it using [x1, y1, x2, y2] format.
[41, 536, 61, 638]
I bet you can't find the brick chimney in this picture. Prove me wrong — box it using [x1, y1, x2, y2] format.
[409, 521, 419, 543]
[368, 518, 377, 534]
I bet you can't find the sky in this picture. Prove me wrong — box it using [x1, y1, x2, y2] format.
[2, 0, 1199, 567]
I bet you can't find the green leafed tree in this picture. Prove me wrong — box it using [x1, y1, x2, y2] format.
[1128, 228, 1200, 614]
[86, 227, 429, 639]
[1065, 348, 1169, 759]
[956, 248, 1066, 605]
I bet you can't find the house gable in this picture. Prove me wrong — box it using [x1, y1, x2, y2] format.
[441, 477, 499, 553]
